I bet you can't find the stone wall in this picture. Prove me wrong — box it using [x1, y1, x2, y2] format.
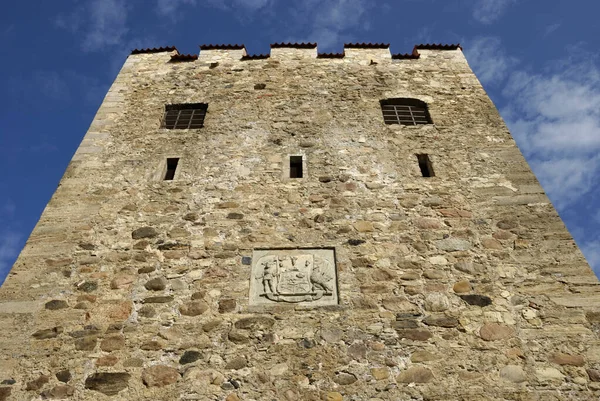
[1, 43, 599, 400]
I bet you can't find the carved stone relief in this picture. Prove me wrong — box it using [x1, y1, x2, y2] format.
[249, 248, 338, 306]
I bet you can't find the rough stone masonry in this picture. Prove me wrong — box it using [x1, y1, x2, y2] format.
[0, 41, 599, 400]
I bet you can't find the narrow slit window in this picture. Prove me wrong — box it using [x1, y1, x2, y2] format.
[164, 158, 179, 180]
[416, 154, 434, 177]
[289, 156, 303, 178]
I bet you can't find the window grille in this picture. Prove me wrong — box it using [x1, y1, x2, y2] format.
[162, 103, 208, 129]
[380, 98, 432, 125]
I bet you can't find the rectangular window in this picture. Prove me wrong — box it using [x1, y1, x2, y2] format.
[162, 103, 208, 129]
[416, 154, 434, 177]
[164, 158, 179, 180]
[289, 156, 303, 178]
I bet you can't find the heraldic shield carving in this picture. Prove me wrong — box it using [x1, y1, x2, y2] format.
[249, 248, 338, 306]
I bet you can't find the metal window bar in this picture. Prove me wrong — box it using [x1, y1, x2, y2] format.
[382, 105, 428, 125]
[163, 107, 206, 129]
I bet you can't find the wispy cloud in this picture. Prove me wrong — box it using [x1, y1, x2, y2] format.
[83, 0, 129, 51]
[543, 22, 561, 37]
[503, 58, 600, 208]
[156, 0, 271, 17]
[56, 0, 129, 51]
[156, 0, 198, 18]
[463, 37, 518, 86]
[472, 0, 516, 24]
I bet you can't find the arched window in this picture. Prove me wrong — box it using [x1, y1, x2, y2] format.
[380, 98, 432, 125]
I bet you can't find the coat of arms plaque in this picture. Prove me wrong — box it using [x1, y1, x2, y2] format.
[249, 248, 338, 306]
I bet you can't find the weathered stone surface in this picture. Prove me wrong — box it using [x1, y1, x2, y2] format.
[549, 353, 585, 366]
[75, 336, 97, 351]
[144, 296, 174, 303]
[354, 221, 374, 232]
[424, 293, 450, 312]
[85, 373, 131, 395]
[481, 238, 503, 250]
[144, 277, 167, 291]
[410, 351, 439, 363]
[234, 316, 275, 330]
[26, 375, 49, 391]
[45, 384, 75, 398]
[225, 356, 247, 370]
[435, 238, 471, 251]
[45, 300, 69, 310]
[326, 392, 343, 401]
[333, 372, 357, 385]
[0, 387, 10, 401]
[459, 294, 492, 307]
[100, 334, 125, 351]
[132, 227, 158, 239]
[56, 370, 71, 383]
[179, 301, 209, 316]
[97, 355, 119, 366]
[480, 323, 515, 341]
[397, 367, 434, 383]
[218, 298, 236, 313]
[180, 350, 202, 364]
[110, 274, 135, 289]
[453, 280, 471, 293]
[142, 365, 179, 387]
[422, 315, 460, 328]
[536, 367, 565, 382]
[371, 367, 390, 380]
[587, 369, 600, 382]
[500, 365, 527, 383]
[396, 329, 433, 342]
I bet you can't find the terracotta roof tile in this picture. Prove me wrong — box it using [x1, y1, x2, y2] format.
[170, 54, 198, 62]
[270, 42, 317, 48]
[241, 54, 270, 60]
[317, 52, 345, 58]
[414, 43, 462, 50]
[392, 48, 420, 60]
[200, 44, 245, 50]
[344, 43, 389, 49]
[131, 46, 177, 55]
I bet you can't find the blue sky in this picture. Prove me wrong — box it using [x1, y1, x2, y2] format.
[1, 0, 599, 284]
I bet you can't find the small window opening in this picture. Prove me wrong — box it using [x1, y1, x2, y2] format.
[416, 154, 434, 177]
[289, 156, 303, 178]
[164, 158, 179, 180]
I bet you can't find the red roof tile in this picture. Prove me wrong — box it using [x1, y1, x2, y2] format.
[200, 44, 245, 50]
[241, 54, 270, 60]
[344, 43, 389, 49]
[392, 48, 420, 60]
[317, 52, 345, 58]
[414, 43, 462, 50]
[170, 54, 198, 62]
[131, 46, 177, 55]
[270, 42, 317, 48]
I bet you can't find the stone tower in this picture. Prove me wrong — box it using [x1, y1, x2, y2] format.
[1, 42, 599, 400]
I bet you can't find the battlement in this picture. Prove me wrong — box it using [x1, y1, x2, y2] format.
[129, 42, 462, 63]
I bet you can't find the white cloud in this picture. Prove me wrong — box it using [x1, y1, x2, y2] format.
[83, 0, 129, 51]
[284, 0, 370, 50]
[499, 48, 600, 209]
[472, 0, 516, 24]
[55, 0, 129, 51]
[463, 37, 518, 86]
